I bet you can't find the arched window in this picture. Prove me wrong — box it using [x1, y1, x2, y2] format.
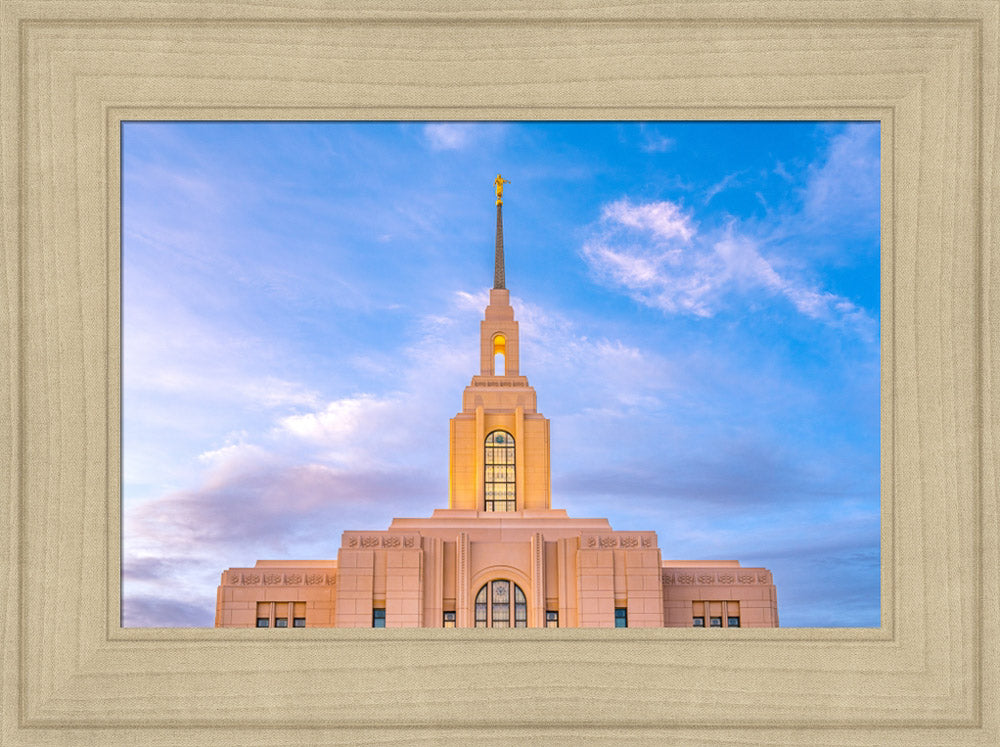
[492, 333, 506, 376]
[474, 580, 527, 628]
[484, 430, 515, 512]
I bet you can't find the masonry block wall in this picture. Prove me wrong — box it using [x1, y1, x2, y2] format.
[662, 566, 779, 628]
[215, 562, 337, 628]
[576, 533, 663, 628]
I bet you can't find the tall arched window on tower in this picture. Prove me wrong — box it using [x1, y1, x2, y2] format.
[484, 430, 515, 512]
[474, 580, 528, 627]
[492, 333, 506, 376]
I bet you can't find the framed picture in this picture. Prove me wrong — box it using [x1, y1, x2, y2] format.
[120, 120, 876, 633]
[3, 1, 995, 744]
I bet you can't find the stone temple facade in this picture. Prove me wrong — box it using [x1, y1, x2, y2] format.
[215, 186, 779, 630]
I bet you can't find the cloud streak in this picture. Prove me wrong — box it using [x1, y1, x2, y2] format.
[581, 197, 875, 337]
[804, 123, 880, 230]
[422, 123, 507, 151]
[637, 124, 676, 153]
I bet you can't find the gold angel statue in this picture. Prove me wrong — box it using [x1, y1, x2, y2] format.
[494, 174, 510, 204]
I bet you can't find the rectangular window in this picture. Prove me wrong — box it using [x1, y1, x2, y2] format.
[373, 608, 386, 628]
[545, 611, 558, 628]
[614, 607, 627, 628]
[256, 602, 271, 628]
[273, 601, 288, 627]
[443, 611, 456, 628]
[255, 601, 306, 629]
[695, 602, 739, 628]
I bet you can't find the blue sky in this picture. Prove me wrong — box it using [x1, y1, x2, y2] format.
[122, 121, 881, 627]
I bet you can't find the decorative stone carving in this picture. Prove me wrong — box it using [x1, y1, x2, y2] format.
[620, 536, 638, 548]
[663, 574, 674, 585]
[678, 574, 694, 585]
[360, 536, 379, 548]
[306, 573, 325, 585]
[641, 536, 652, 547]
[719, 574, 734, 584]
[243, 574, 260, 586]
[403, 536, 415, 548]
[263, 573, 282, 585]
[698, 574, 715, 584]
[739, 574, 755, 584]
[228, 573, 242, 584]
[586, 536, 597, 548]
[347, 537, 358, 548]
[285, 574, 303, 585]
[599, 535, 617, 548]
[757, 573, 771, 584]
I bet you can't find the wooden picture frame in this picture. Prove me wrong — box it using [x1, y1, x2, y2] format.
[2, 1, 997, 743]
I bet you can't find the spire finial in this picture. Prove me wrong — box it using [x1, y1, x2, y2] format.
[493, 175, 507, 289]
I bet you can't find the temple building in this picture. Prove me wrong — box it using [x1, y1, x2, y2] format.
[215, 176, 779, 629]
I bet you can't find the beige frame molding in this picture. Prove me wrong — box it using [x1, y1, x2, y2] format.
[1, 1, 997, 744]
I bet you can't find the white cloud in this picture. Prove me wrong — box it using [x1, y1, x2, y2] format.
[424, 123, 473, 150]
[582, 199, 716, 316]
[422, 122, 507, 152]
[198, 440, 259, 466]
[452, 289, 490, 312]
[581, 198, 875, 335]
[601, 198, 695, 242]
[703, 172, 740, 204]
[280, 393, 402, 452]
[713, 235, 872, 330]
[803, 123, 880, 228]
[638, 125, 675, 153]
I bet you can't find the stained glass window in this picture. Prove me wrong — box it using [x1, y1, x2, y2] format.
[474, 584, 488, 627]
[491, 580, 510, 627]
[474, 580, 528, 627]
[484, 430, 516, 511]
[514, 585, 527, 627]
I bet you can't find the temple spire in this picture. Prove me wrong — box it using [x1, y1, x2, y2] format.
[494, 202, 505, 290]
[493, 174, 510, 290]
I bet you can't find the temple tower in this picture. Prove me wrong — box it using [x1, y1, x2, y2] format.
[448, 176, 552, 512]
